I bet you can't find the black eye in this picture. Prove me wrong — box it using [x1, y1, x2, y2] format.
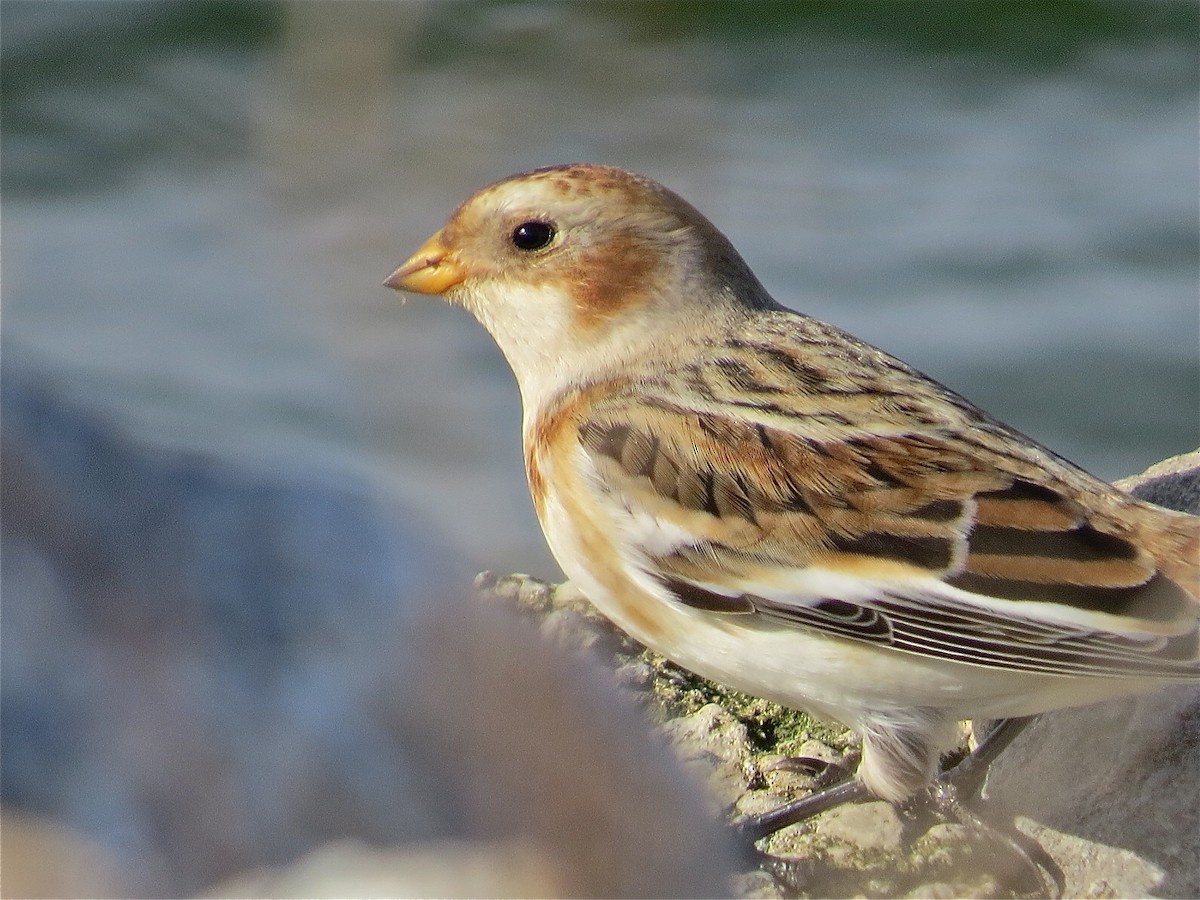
[510, 220, 556, 252]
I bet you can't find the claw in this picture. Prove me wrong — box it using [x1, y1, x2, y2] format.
[736, 716, 1063, 898]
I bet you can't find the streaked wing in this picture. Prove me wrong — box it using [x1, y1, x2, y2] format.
[574, 315, 1200, 678]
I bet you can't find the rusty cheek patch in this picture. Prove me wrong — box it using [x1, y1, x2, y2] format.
[569, 230, 657, 332]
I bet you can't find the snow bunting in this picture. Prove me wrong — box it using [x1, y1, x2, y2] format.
[385, 163, 1199, 811]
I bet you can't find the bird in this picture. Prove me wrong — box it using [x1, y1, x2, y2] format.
[384, 162, 1200, 834]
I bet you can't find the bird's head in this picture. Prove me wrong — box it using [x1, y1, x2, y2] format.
[386, 163, 774, 408]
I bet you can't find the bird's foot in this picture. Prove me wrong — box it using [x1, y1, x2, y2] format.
[733, 776, 873, 844]
[760, 751, 858, 788]
[734, 716, 1062, 898]
[894, 727, 1064, 899]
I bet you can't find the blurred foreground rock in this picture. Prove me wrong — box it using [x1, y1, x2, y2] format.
[477, 450, 1200, 899]
[0, 355, 735, 898]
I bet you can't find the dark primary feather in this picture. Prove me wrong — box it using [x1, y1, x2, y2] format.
[655, 575, 1199, 679]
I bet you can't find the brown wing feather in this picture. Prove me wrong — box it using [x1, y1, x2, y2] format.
[574, 313, 1199, 628]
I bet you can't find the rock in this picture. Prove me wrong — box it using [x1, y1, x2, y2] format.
[1119, 448, 1200, 512]
[206, 838, 564, 898]
[389, 599, 737, 898]
[661, 703, 754, 807]
[985, 682, 1200, 898]
[0, 812, 134, 899]
[904, 880, 975, 899]
[731, 868, 789, 899]
[819, 802, 904, 853]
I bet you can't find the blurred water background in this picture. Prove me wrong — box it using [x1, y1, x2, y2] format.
[2, 2, 1198, 894]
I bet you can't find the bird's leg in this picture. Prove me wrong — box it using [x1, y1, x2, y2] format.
[904, 777, 1065, 899]
[761, 749, 860, 788]
[736, 715, 1062, 896]
[941, 715, 1037, 798]
[733, 776, 873, 844]
[892, 715, 1035, 839]
[741, 717, 1037, 840]
[895, 716, 1064, 898]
